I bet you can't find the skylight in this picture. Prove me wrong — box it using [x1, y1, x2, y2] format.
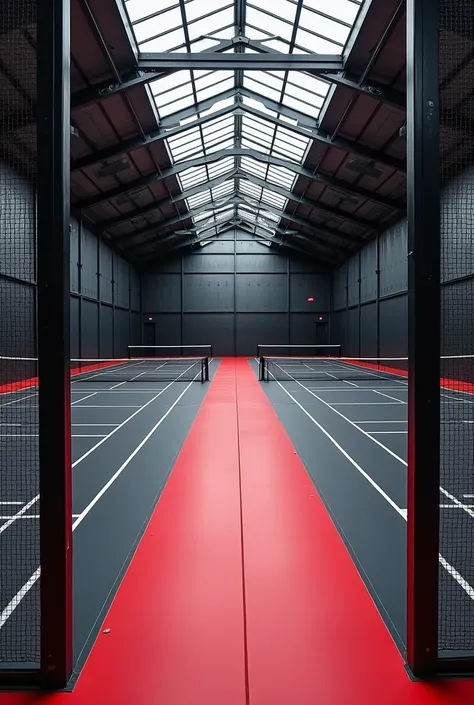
[124, 0, 363, 239]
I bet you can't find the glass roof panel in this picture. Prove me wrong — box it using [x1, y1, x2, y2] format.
[124, 0, 364, 243]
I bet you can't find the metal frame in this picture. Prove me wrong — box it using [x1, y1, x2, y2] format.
[37, 0, 73, 688]
[406, 0, 440, 678]
[77, 145, 401, 213]
[71, 86, 405, 175]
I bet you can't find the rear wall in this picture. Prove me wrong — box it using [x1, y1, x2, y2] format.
[141, 229, 330, 356]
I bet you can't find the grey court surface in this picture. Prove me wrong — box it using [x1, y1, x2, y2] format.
[0, 363, 216, 674]
[252, 358, 474, 654]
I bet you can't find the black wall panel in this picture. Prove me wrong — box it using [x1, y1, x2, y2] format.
[441, 171, 474, 282]
[360, 239, 377, 302]
[290, 273, 330, 311]
[235, 240, 274, 254]
[81, 299, 99, 358]
[379, 295, 408, 358]
[333, 263, 347, 310]
[236, 253, 286, 273]
[183, 274, 234, 312]
[379, 221, 408, 297]
[290, 255, 325, 273]
[152, 314, 181, 345]
[131, 312, 141, 346]
[114, 308, 130, 358]
[142, 228, 329, 354]
[331, 310, 347, 352]
[114, 256, 130, 310]
[290, 314, 321, 344]
[236, 274, 287, 312]
[199, 239, 235, 254]
[441, 280, 474, 354]
[360, 303, 377, 357]
[183, 314, 234, 356]
[82, 229, 98, 299]
[130, 268, 140, 311]
[100, 304, 114, 358]
[0, 166, 35, 282]
[70, 220, 80, 294]
[70, 296, 80, 359]
[143, 273, 181, 312]
[99, 241, 113, 304]
[347, 255, 359, 307]
[183, 254, 234, 273]
[236, 313, 288, 356]
[0, 279, 36, 356]
[345, 307, 360, 356]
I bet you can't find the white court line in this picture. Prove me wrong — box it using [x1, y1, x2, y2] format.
[368, 431, 407, 435]
[0, 393, 38, 408]
[0, 375, 197, 629]
[110, 381, 127, 389]
[271, 376, 474, 608]
[357, 420, 407, 424]
[0, 379, 179, 539]
[71, 422, 118, 426]
[329, 402, 402, 406]
[373, 390, 405, 403]
[293, 379, 474, 526]
[0, 502, 23, 505]
[72, 405, 141, 408]
[72, 435, 107, 438]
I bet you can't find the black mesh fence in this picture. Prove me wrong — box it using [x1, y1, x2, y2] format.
[0, 0, 39, 667]
[438, 0, 474, 656]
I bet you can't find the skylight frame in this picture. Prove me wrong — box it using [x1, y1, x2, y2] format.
[124, 0, 364, 239]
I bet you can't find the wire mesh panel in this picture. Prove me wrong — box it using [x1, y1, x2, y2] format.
[438, 0, 474, 659]
[0, 0, 40, 668]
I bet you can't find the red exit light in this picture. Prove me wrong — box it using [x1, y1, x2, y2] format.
[307, 297, 314, 303]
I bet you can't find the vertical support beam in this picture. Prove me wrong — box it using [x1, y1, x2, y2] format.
[97, 229, 101, 355]
[37, 0, 73, 687]
[357, 252, 361, 357]
[234, 228, 238, 356]
[286, 253, 291, 345]
[78, 217, 83, 357]
[180, 255, 184, 352]
[111, 253, 116, 356]
[406, 0, 440, 677]
[376, 234, 380, 358]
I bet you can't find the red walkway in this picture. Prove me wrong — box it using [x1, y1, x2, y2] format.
[2, 358, 474, 704]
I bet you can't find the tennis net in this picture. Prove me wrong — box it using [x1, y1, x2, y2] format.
[259, 356, 408, 382]
[257, 344, 341, 358]
[128, 344, 212, 359]
[0, 356, 210, 387]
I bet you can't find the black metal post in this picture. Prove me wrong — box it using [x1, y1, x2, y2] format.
[37, 0, 73, 688]
[406, 0, 441, 677]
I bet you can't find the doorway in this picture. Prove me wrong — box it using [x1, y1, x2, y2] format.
[143, 322, 156, 346]
[315, 321, 329, 345]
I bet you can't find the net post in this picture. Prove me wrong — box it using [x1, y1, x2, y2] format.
[204, 357, 209, 382]
[259, 357, 265, 382]
[406, 0, 440, 678]
[37, 0, 73, 687]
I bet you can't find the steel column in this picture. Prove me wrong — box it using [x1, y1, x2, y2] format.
[406, 0, 440, 678]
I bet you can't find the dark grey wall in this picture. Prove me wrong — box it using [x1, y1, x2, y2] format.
[0, 161, 140, 371]
[331, 165, 474, 359]
[141, 229, 330, 356]
[70, 217, 141, 360]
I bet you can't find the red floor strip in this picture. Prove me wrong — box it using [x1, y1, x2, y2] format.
[2, 358, 474, 703]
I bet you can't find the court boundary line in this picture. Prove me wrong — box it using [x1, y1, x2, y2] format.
[269, 375, 474, 608]
[0, 377, 198, 629]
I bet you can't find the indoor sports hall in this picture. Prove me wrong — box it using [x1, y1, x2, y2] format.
[1, 0, 474, 703]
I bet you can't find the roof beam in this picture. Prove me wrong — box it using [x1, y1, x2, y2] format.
[96, 147, 396, 229]
[71, 34, 404, 112]
[76, 142, 401, 213]
[238, 170, 376, 233]
[120, 195, 353, 252]
[71, 86, 405, 174]
[71, 37, 239, 109]
[136, 52, 344, 72]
